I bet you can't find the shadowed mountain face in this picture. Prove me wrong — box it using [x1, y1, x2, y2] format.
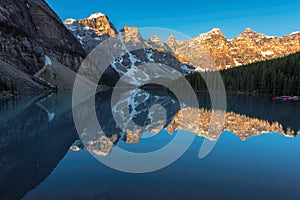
[0, 0, 85, 73]
[0, 0, 86, 93]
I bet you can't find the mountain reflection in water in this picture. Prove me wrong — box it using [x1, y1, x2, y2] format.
[0, 89, 299, 200]
[70, 88, 299, 155]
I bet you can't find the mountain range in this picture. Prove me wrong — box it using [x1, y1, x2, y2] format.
[0, 0, 299, 94]
[64, 12, 300, 71]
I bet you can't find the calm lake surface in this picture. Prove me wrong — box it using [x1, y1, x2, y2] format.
[0, 90, 299, 200]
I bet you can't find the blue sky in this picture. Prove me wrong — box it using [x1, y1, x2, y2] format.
[46, 0, 300, 39]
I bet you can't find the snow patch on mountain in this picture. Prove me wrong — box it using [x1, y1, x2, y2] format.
[88, 12, 105, 19]
[94, 37, 102, 41]
[45, 55, 52, 66]
[261, 51, 274, 56]
[111, 57, 125, 75]
[76, 35, 83, 44]
[64, 18, 76, 24]
[146, 49, 154, 62]
[129, 89, 151, 117]
[48, 112, 55, 122]
[266, 35, 276, 39]
[181, 65, 195, 73]
[210, 28, 221, 34]
[195, 28, 223, 41]
[289, 31, 300, 36]
[234, 58, 241, 66]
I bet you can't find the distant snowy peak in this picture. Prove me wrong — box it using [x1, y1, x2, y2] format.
[265, 35, 276, 39]
[239, 28, 279, 39]
[209, 28, 222, 34]
[289, 31, 300, 36]
[88, 12, 105, 19]
[165, 27, 300, 70]
[234, 28, 279, 41]
[243, 27, 255, 33]
[64, 18, 76, 24]
[167, 35, 176, 41]
[64, 12, 106, 24]
[149, 35, 162, 43]
[195, 28, 225, 41]
[192, 27, 297, 42]
[239, 28, 263, 37]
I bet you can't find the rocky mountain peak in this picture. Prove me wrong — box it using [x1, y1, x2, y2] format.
[287, 31, 300, 40]
[87, 12, 105, 19]
[122, 26, 139, 33]
[149, 35, 161, 42]
[148, 35, 164, 46]
[121, 26, 143, 44]
[167, 35, 176, 41]
[209, 28, 223, 35]
[165, 35, 176, 44]
[165, 35, 177, 49]
[146, 35, 172, 52]
[195, 28, 226, 41]
[289, 31, 300, 36]
[237, 28, 266, 39]
[64, 11, 118, 53]
[64, 18, 76, 25]
[75, 12, 116, 37]
[243, 27, 255, 33]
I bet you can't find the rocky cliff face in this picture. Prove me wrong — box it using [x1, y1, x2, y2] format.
[0, 0, 86, 93]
